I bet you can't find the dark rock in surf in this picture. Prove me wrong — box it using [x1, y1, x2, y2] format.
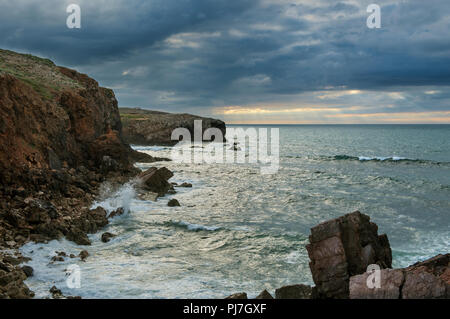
[138, 167, 174, 196]
[79, 250, 89, 261]
[275, 284, 312, 299]
[101, 232, 116, 243]
[255, 289, 274, 299]
[168, 199, 181, 207]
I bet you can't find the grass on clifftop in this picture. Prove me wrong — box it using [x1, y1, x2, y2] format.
[0, 49, 82, 100]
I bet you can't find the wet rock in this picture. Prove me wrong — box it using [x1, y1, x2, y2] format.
[101, 232, 116, 243]
[178, 182, 192, 188]
[138, 167, 174, 196]
[306, 211, 392, 299]
[255, 289, 274, 299]
[21, 266, 33, 278]
[66, 228, 91, 246]
[275, 284, 312, 299]
[168, 199, 181, 207]
[109, 207, 125, 218]
[49, 286, 63, 299]
[79, 250, 89, 261]
[51, 256, 65, 262]
[225, 292, 248, 299]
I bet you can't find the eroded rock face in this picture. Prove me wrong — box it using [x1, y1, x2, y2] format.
[306, 211, 392, 299]
[0, 253, 34, 299]
[119, 108, 226, 146]
[349, 254, 449, 299]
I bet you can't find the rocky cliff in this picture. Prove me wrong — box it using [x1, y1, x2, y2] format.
[0, 49, 158, 250]
[0, 49, 155, 183]
[119, 107, 226, 146]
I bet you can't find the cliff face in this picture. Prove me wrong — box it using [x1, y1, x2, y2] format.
[0, 49, 160, 254]
[0, 49, 143, 188]
[119, 108, 226, 146]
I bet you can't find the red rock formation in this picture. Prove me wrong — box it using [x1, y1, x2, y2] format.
[350, 254, 449, 299]
[306, 211, 392, 299]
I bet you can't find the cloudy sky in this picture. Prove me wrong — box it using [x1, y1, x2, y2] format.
[1, 0, 450, 123]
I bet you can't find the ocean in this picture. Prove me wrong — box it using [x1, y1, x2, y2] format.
[20, 124, 450, 298]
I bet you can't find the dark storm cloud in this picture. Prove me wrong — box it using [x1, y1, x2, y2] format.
[0, 0, 449, 120]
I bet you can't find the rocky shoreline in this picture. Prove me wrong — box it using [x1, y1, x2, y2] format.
[0, 49, 448, 299]
[0, 49, 173, 298]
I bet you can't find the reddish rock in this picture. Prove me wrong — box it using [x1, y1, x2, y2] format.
[349, 254, 449, 299]
[306, 211, 392, 299]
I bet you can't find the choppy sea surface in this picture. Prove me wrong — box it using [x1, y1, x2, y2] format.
[21, 124, 450, 298]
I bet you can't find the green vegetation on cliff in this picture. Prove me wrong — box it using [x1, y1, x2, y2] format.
[0, 49, 82, 99]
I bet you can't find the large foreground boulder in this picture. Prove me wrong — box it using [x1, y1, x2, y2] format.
[350, 254, 449, 299]
[306, 211, 392, 299]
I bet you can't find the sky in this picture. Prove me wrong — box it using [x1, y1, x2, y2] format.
[1, 0, 449, 124]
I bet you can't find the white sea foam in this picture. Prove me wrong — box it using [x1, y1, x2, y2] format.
[90, 181, 136, 216]
[131, 145, 167, 151]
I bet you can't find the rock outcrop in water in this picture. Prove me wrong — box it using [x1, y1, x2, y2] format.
[119, 107, 226, 146]
[306, 211, 392, 299]
[228, 211, 448, 300]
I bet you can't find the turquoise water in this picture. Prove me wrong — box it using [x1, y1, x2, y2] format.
[21, 124, 450, 298]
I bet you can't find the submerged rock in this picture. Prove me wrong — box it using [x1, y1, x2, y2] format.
[178, 182, 192, 188]
[79, 250, 89, 261]
[101, 232, 116, 243]
[168, 199, 181, 207]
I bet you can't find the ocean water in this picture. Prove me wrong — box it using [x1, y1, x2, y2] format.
[20, 124, 450, 299]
